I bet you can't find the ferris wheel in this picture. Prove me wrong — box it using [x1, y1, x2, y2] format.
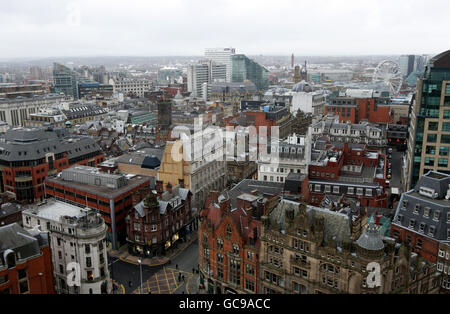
[372, 60, 403, 95]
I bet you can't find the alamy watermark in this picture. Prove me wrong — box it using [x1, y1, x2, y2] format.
[170, 120, 280, 169]
[366, 262, 381, 288]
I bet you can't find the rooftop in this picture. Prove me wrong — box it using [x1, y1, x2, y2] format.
[46, 167, 151, 199]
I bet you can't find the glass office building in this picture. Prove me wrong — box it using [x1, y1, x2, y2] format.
[231, 54, 269, 91]
[406, 50, 450, 190]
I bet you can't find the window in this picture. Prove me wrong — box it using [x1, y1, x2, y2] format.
[226, 225, 232, 239]
[365, 189, 372, 197]
[425, 157, 434, 166]
[429, 225, 435, 236]
[217, 253, 224, 264]
[333, 186, 340, 194]
[217, 239, 223, 250]
[424, 207, 430, 218]
[434, 210, 440, 221]
[428, 121, 439, 131]
[85, 244, 90, 254]
[417, 239, 423, 249]
[440, 146, 449, 156]
[347, 187, 354, 195]
[427, 134, 437, 143]
[245, 279, 255, 292]
[356, 188, 363, 196]
[409, 219, 415, 228]
[325, 185, 331, 193]
[151, 224, 157, 232]
[441, 134, 450, 144]
[438, 158, 448, 167]
[314, 184, 321, 192]
[419, 223, 425, 233]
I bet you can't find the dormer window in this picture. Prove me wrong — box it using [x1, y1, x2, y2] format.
[409, 219, 415, 229]
[419, 223, 425, 233]
[424, 207, 430, 218]
[434, 210, 440, 221]
[413, 204, 420, 214]
[402, 199, 408, 209]
[397, 214, 403, 222]
[429, 225, 435, 236]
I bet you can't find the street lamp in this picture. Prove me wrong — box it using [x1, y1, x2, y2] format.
[138, 259, 143, 294]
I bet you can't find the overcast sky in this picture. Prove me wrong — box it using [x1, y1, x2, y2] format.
[1, 0, 449, 59]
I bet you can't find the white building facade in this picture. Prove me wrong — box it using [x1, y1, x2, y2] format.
[22, 200, 111, 294]
[205, 47, 236, 83]
[257, 132, 311, 183]
[187, 61, 226, 98]
[110, 78, 152, 97]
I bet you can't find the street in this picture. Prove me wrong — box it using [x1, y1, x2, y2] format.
[108, 239, 199, 294]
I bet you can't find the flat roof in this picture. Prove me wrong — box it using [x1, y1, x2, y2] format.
[24, 200, 84, 222]
[46, 174, 151, 199]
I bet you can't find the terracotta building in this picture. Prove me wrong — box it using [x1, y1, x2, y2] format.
[0, 223, 55, 294]
[126, 180, 194, 257]
[199, 193, 262, 294]
[260, 200, 441, 294]
[198, 180, 282, 294]
[0, 127, 105, 204]
[437, 243, 450, 293]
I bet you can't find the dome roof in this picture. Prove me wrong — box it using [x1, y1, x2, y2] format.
[356, 223, 385, 251]
[292, 80, 314, 93]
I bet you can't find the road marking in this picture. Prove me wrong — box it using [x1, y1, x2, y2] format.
[171, 269, 178, 290]
[186, 275, 192, 294]
[121, 284, 125, 294]
[147, 281, 150, 293]
[155, 272, 161, 294]
[163, 267, 171, 294]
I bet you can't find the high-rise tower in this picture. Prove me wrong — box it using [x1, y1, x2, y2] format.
[405, 50, 450, 190]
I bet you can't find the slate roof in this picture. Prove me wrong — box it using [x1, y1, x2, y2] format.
[0, 127, 102, 162]
[392, 171, 450, 242]
[202, 197, 262, 249]
[227, 179, 284, 208]
[0, 203, 22, 219]
[62, 104, 107, 120]
[134, 185, 191, 217]
[356, 223, 385, 251]
[0, 223, 48, 266]
[268, 199, 352, 243]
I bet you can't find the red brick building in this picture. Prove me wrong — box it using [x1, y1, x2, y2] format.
[199, 190, 273, 294]
[0, 223, 55, 294]
[391, 171, 450, 265]
[325, 96, 392, 124]
[44, 166, 151, 250]
[126, 180, 194, 257]
[308, 142, 388, 208]
[0, 127, 105, 204]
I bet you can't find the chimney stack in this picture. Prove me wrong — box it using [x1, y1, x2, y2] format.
[156, 180, 163, 194]
[210, 191, 220, 204]
[219, 198, 231, 214]
[166, 182, 172, 194]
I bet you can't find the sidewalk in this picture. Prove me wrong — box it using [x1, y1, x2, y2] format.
[108, 233, 198, 267]
[186, 272, 207, 294]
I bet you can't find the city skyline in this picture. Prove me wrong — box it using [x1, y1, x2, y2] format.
[0, 0, 449, 59]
